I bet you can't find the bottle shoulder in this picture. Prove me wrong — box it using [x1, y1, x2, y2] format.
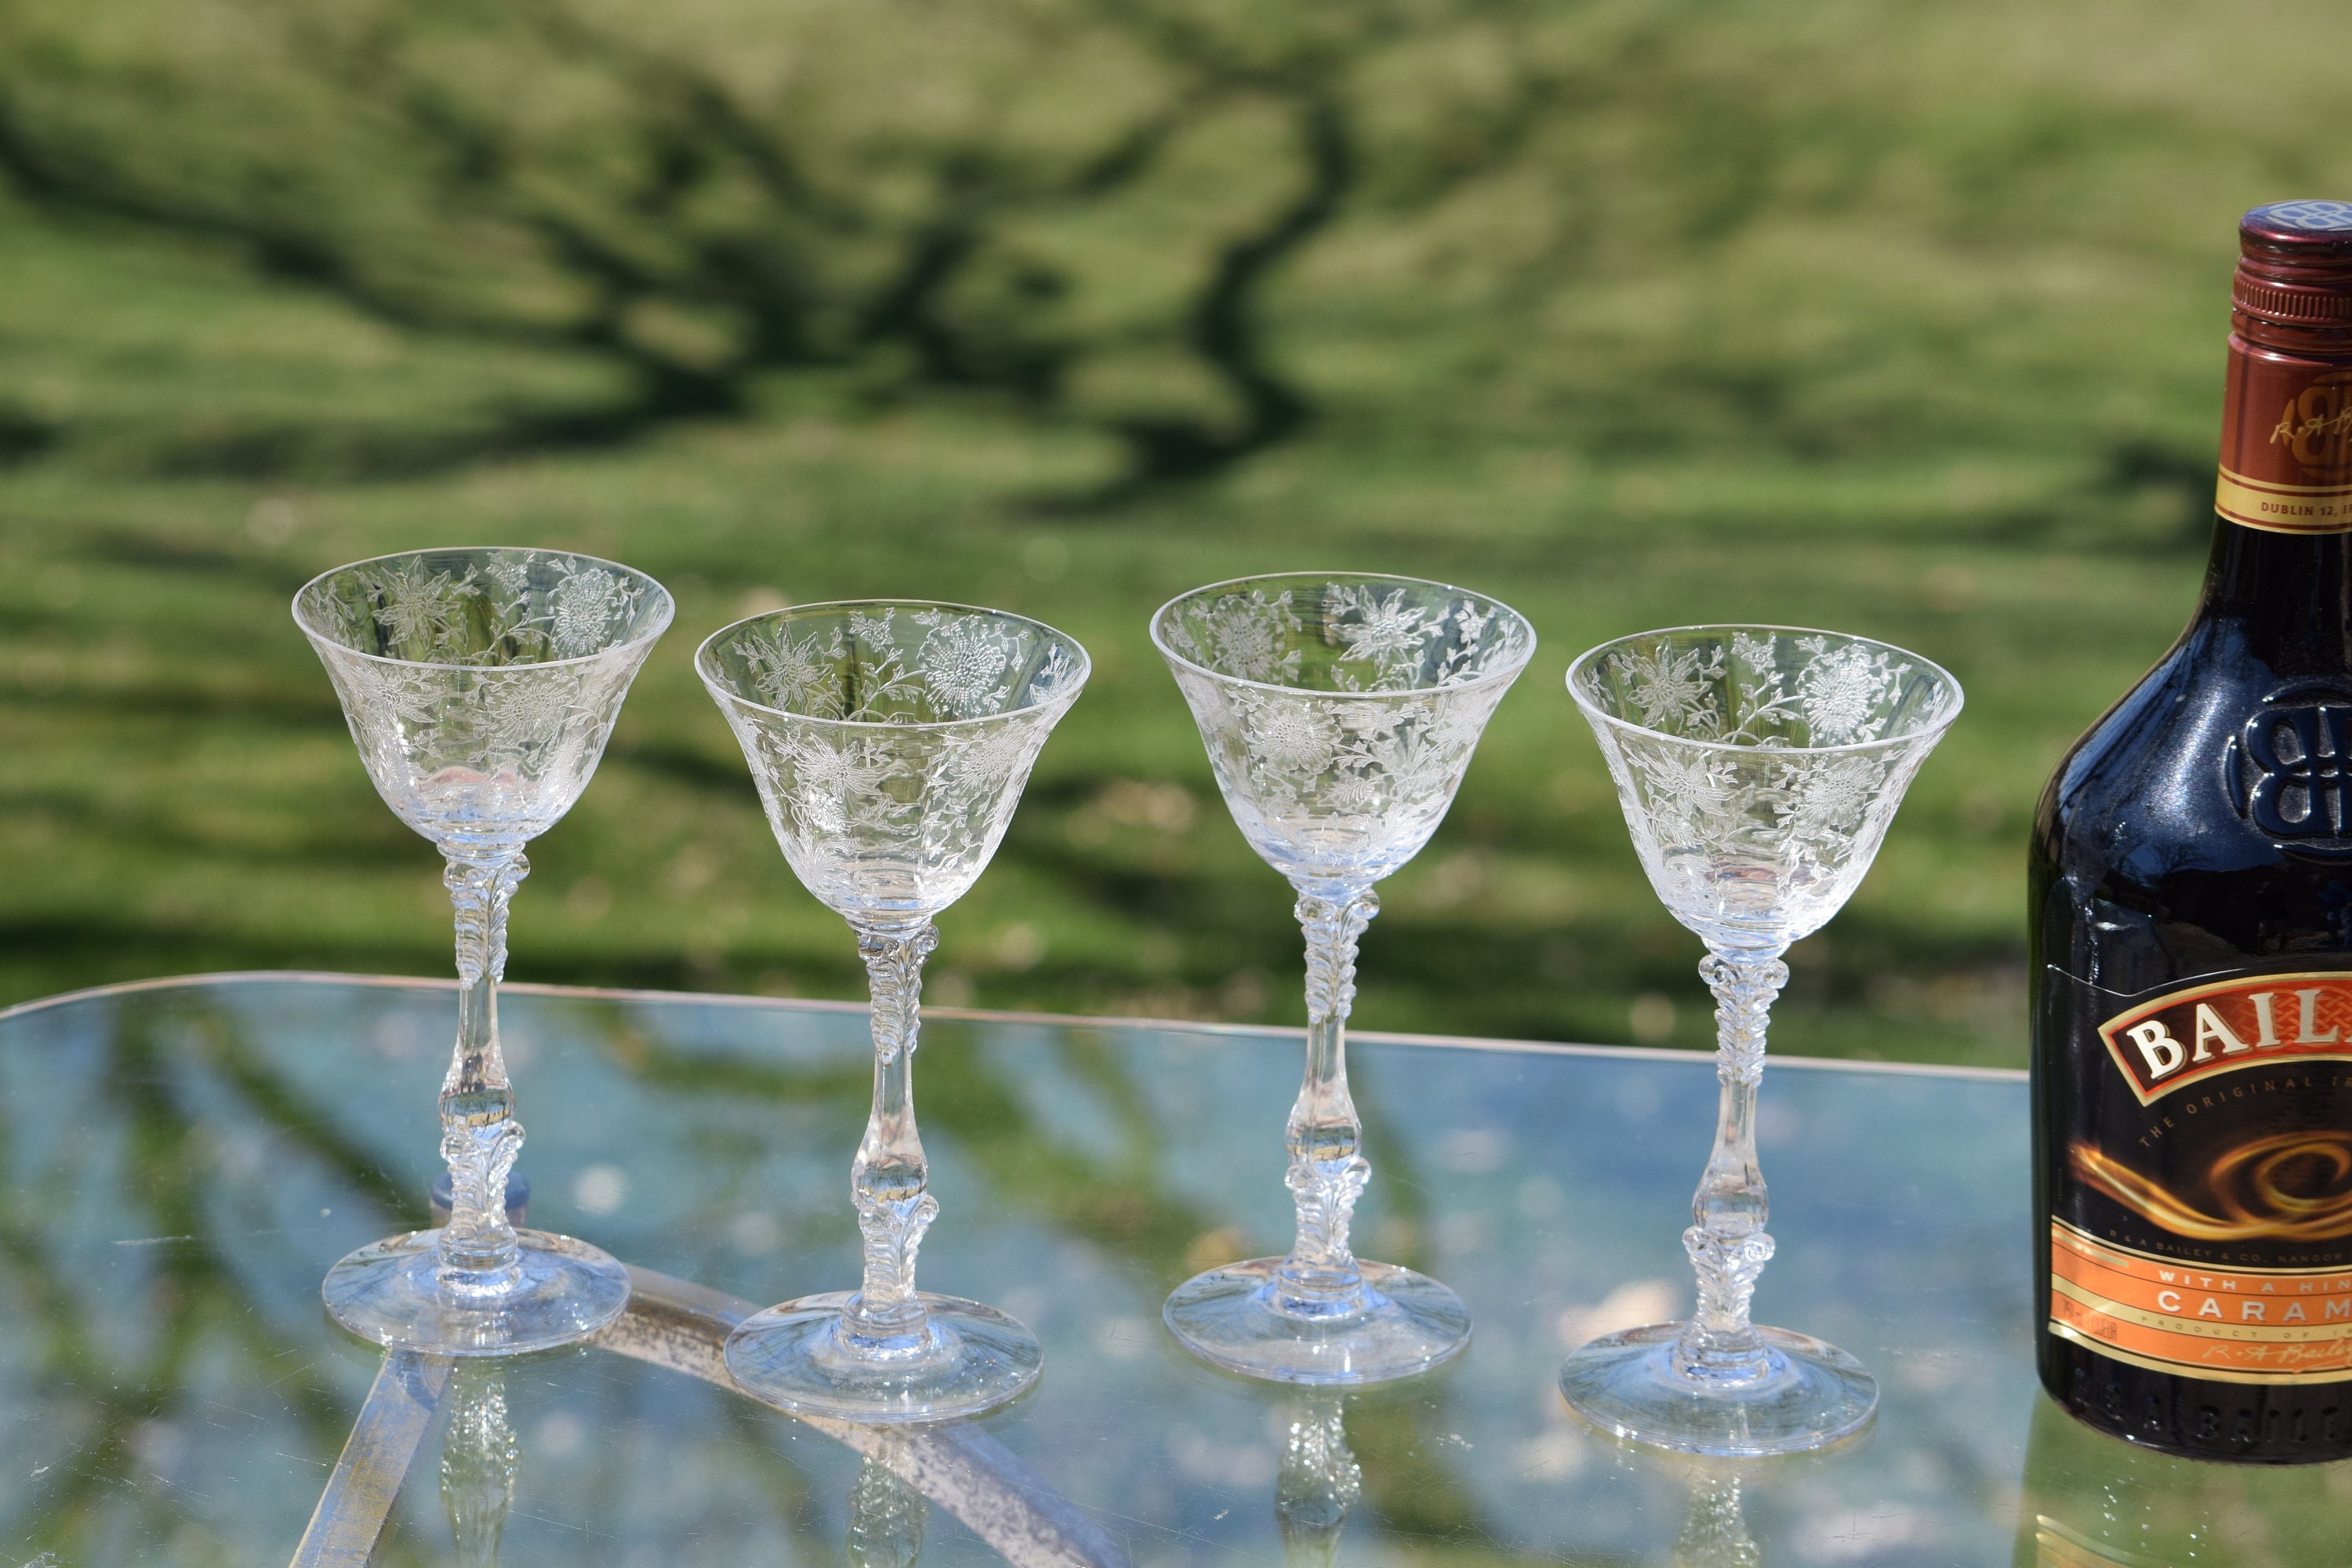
[2037, 628, 2238, 845]
[2034, 616, 2352, 967]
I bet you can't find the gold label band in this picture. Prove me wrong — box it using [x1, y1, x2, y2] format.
[2218, 466, 2352, 533]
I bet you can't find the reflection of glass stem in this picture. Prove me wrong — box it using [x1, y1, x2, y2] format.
[440, 851, 529, 1292]
[442, 1365, 518, 1568]
[1276, 890, 1379, 1318]
[1276, 1396, 1361, 1568]
[1677, 949, 1788, 1384]
[1672, 1465, 1761, 1568]
[847, 1439, 928, 1568]
[844, 922, 943, 1352]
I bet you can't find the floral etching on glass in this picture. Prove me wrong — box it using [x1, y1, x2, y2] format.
[1560, 626, 1961, 1455]
[1152, 573, 1534, 1385]
[295, 547, 669, 1358]
[699, 601, 1087, 1421]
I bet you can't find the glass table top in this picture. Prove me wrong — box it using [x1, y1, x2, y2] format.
[0, 973, 2344, 1567]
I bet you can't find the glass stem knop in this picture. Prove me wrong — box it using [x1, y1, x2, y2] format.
[1276, 888, 1379, 1317]
[438, 850, 529, 1289]
[1677, 946, 1789, 1382]
[844, 920, 942, 1350]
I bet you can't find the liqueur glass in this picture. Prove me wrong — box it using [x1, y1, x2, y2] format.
[699, 601, 1088, 1421]
[1562, 625, 1961, 1454]
[296, 546, 672, 1354]
[1152, 572, 1535, 1383]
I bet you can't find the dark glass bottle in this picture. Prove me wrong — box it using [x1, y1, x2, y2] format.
[2031, 201, 2352, 1463]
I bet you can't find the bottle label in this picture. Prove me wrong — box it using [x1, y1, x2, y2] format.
[2216, 342, 2352, 532]
[2047, 964, 2352, 1383]
[2096, 971, 2352, 1102]
[2050, 1221, 2352, 1383]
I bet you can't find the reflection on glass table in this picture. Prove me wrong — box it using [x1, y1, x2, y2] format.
[0, 973, 2347, 1566]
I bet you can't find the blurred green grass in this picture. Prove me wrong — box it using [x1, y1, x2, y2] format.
[5, 0, 2350, 1067]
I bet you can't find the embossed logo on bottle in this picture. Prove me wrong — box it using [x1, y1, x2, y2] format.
[2273, 369, 2352, 481]
[2225, 683, 2352, 851]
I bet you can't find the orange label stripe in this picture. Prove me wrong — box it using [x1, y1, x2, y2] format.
[2049, 1294, 2352, 1377]
[2049, 1222, 2352, 1381]
[2052, 1276, 2352, 1345]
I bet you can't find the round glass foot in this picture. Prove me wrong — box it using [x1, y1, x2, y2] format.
[724, 1290, 1042, 1424]
[322, 1229, 631, 1356]
[1163, 1257, 1471, 1385]
[1559, 1321, 1878, 1456]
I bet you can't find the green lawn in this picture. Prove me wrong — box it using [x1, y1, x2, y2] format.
[5, 0, 2350, 1068]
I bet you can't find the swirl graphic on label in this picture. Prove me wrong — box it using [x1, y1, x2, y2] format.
[2071, 1133, 2352, 1243]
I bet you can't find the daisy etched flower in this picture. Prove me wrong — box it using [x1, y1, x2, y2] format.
[1195, 590, 1305, 685]
[782, 731, 911, 843]
[365, 557, 475, 655]
[744, 626, 838, 716]
[1795, 635, 1907, 746]
[1617, 644, 1725, 737]
[916, 614, 1014, 718]
[1327, 586, 1431, 676]
[549, 560, 630, 658]
[1632, 748, 1738, 836]
[1777, 753, 1890, 848]
[1244, 696, 1342, 775]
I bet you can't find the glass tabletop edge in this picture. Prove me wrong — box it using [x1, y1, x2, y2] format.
[0, 968, 2027, 1082]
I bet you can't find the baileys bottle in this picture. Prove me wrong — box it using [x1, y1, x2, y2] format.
[2032, 199, 2352, 1461]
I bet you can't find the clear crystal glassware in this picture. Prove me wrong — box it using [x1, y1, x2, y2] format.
[1152, 572, 1536, 1383]
[699, 601, 1088, 1421]
[1277, 1396, 1363, 1568]
[294, 546, 673, 1354]
[1561, 625, 1962, 1454]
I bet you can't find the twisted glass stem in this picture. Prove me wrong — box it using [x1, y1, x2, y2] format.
[845, 1438, 927, 1568]
[441, 1366, 517, 1568]
[1671, 1468, 1761, 1568]
[1275, 889, 1378, 1317]
[1276, 1398, 1360, 1568]
[438, 851, 528, 1287]
[842, 921, 942, 1349]
[1675, 947, 1790, 1383]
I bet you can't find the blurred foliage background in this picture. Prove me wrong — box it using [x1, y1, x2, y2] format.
[4, 0, 2349, 1066]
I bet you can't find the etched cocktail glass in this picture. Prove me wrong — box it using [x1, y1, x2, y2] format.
[1152, 572, 1535, 1383]
[295, 546, 672, 1354]
[699, 601, 1087, 1421]
[1562, 625, 1961, 1454]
